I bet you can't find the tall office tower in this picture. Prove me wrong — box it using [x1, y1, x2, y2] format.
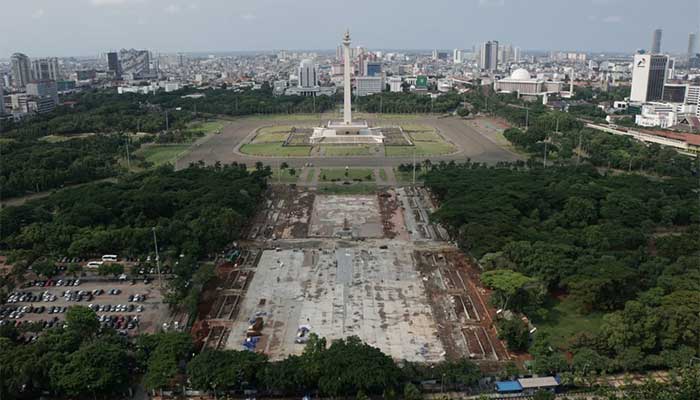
[119, 49, 150, 77]
[688, 33, 697, 59]
[10, 53, 31, 89]
[630, 54, 668, 103]
[298, 59, 318, 88]
[651, 28, 662, 54]
[480, 41, 499, 71]
[432, 49, 438, 61]
[453, 49, 463, 64]
[0, 81, 5, 115]
[31, 58, 60, 81]
[513, 47, 521, 62]
[107, 52, 121, 78]
[364, 61, 382, 77]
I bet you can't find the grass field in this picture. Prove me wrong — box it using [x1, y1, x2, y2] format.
[239, 143, 311, 157]
[322, 145, 375, 157]
[137, 144, 191, 166]
[385, 141, 455, 157]
[40, 133, 95, 143]
[188, 120, 225, 134]
[378, 168, 388, 181]
[534, 297, 605, 349]
[258, 125, 295, 134]
[320, 168, 374, 182]
[409, 131, 442, 142]
[394, 168, 427, 183]
[401, 124, 434, 132]
[269, 167, 301, 183]
[252, 132, 290, 143]
[318, 183, 377, 195]
[305, 168, 316, 183]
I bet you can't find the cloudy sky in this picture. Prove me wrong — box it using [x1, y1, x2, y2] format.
[2, 0, 699, 57]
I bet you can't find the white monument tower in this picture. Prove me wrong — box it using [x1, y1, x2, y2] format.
[343, 29, 353, 125]
[309, 30, 384, 144]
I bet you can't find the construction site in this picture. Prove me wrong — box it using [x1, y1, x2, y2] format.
[192, 185, 513, 369]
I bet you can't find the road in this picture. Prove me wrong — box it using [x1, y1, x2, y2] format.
[175, 115, 521, 170]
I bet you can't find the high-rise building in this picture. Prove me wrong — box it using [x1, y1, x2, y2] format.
[11, 53, 31, 89]
[480, 41, 499, 71]
[0, 81, 5, 115]
[432, 49, 438, 61]
[26, 80, 59, 105]
[119, 49, 150, 77]
[651, 28, 662, 54]
[453, 49, 463, 64]
[107, 52, 121, 79]
[630, 54, 668, 103]
[513, 47, 521, 62]
[31, 58, 60, 81]
[688, 33, 697, 60]
[298, 59, 318, 88]
[364, 61, 382, 77]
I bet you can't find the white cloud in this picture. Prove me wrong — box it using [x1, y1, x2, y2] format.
[602, 15, 622, 23]
[165, 4, 182, 14]
[32, 8, 45, 19]
[90, 0, 145, 6]
[478, 0, 505, 7]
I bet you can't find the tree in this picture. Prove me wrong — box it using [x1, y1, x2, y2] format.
[65, 306, 99, 336]
[403, 383, 422, 400]
[32, 260, 57, 278]
[280, 162, 289, 169]
[66, 263, 82, 277]
[50, 339, 129, 397]
[140, 332, 193, 391]
[481, 269, 538, 311]
[457, 107, 470, 117]
[98, 262, 124, 276]
[187, 350, 267, 393]
[497, 318, 530, 352]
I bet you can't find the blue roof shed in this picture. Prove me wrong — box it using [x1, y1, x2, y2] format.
[495, 380, 522, 393]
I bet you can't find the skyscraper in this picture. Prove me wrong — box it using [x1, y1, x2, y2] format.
[651, 28, 662, 54]
[453, 49, 463, 64]
[480, 41, 499, 71]
[298, 59, 318, 88]
[630, 54, 668, 103]
[119, 49, 150, 77]
[107, 52, 121, 79]
[0, 81, 5, 115]
[688, 33, 697, 59]
[31, 58, 60, 81]
[11, 53, 31, 89]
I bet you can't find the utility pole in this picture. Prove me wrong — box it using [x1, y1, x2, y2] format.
[165, 110, 169, 132]
[412, 148, 416, 186]
[125, 133, 131, 171]
[543, 138, 548, 168]
[576, 131, 582, 166]
[152, 227, 163, 289]
[525, 108, 529, 130]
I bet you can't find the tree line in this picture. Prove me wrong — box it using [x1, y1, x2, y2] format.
[0, 305, 481, 399]
[425, 162, 699, 376]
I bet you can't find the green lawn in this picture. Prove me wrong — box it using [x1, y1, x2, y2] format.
[239, 143, 311, 157]
[323, 145, 374, 157]
[40, 133, 95, 143]
[137, 144, 191, 166]
[320, 168, 374, 182]
[258, 125, 295, 134]
[385, 141, 455, 157]
[378, 168, 388, 181]
[305, 168, 316, 183]
[401, 124, 434, 132]
[188, 120, 225, 134]
[409, 131, 442, 142]
[533, 297, 605, 350]
[270, 168, 301, 183]
[318, 183, 377, 195]
[394, 168, 427, 183]
[252, 132, 290, 143]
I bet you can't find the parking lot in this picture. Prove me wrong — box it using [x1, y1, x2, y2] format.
[0, 278, 169, 336]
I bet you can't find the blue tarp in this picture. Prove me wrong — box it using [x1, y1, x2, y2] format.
[495, 380, 522, 393]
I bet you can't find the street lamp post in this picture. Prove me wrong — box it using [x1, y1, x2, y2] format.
[152, 227, 163, 289]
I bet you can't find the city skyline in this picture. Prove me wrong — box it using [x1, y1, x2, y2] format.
[2, 0, 699, 57]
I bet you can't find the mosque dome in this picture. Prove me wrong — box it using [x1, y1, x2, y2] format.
[510, 68, 531, 80]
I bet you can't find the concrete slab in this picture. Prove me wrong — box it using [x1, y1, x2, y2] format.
[308, 195, 383, 238]
[225, 245, 445, 362]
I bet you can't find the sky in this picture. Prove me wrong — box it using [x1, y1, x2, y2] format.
[2, 0, 699, 57]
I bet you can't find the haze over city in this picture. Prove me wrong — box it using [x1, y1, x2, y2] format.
[2, 0, 700, 56]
